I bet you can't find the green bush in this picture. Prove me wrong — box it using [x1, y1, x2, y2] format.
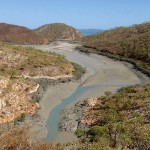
[14, 113, 26, 124]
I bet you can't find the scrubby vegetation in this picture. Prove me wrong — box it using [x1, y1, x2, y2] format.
[82, 22, 150, 61]
[1, 22, 150, 149]
[0, 42, 74, 77]
[76, 85, 150, 149]
[74, 23, 150, 149]
[1, 85, 149, 150]
[0, 42, 87, 149]
[79, 22, 150, 75]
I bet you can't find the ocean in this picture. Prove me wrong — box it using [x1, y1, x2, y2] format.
[79, 29, 104, 36]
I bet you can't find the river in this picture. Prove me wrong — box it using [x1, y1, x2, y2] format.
[30, 41, 149, 143]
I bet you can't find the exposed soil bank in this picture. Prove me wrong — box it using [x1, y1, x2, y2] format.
[29, 41, 149, 144]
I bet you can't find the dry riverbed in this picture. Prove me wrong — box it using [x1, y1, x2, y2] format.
[29, 41, 149, 144]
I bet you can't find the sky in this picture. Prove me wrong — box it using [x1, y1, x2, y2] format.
[0, 0, 150, 30]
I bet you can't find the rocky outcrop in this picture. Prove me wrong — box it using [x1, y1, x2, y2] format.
[59, 98, 99, 132]
[0, 77, 39, 124]
[59, 102, 84, 132]
[35, 23, 83, 42]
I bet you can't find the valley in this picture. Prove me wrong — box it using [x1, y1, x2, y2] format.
[30, 41, 149, 144]
[0, 22, 150, 150]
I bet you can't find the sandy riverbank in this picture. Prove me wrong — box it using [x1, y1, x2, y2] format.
[29, 41, 149, 144]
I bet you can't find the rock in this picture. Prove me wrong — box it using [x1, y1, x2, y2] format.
[0, 99, 6, 110]
[59, 102, 84, 132]
[36, 102, 40, 109]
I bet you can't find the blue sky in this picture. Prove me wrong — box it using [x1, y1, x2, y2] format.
[0, 0, 150, 29]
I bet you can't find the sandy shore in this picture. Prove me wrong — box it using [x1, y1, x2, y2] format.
[29, 41, 149, 143]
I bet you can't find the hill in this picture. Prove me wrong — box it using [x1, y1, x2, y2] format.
[35, 23, 83, 42]
[78, 23, 150, 75]
[81, 23, 150, 66]
[0, 23, 47, 44]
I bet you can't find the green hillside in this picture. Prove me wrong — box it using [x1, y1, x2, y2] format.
[81, 23, 150, 67]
